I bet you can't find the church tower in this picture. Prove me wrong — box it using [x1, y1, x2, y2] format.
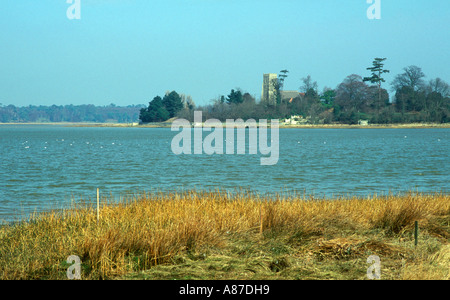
[261, 73, 278, 105]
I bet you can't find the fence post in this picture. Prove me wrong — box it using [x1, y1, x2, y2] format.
[414, 221, 419, 247]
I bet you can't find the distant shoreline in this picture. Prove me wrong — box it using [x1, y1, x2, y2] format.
[1, 122, 449, 129]
[279, 123, 450, 129]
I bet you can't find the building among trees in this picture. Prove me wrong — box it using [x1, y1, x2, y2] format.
[281, 90, 302, 102]
[261, 73, 301, 105]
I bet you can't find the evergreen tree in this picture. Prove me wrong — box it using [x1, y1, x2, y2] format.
[226, 89, 243, 105]
[140, 96, 170, 122]
[162, 91, 184, 118]
[363, 58, 390, 109]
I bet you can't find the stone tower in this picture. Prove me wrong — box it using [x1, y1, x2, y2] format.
[261, 73, 278, 105]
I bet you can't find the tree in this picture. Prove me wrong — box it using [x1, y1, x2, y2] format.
[427, 78, 449, 98]
[393, 86, 427, 114]
[271, 79, 282, 105]
[366, 85, 389, 111]
[425, 78, 450, 123]
[320, 88, 336, 106]
[186, 96, 196, 110]
[335, 74, 369, 113]
[363, 58, 390, 109]
[162, 91, 184, 118]
[140, 96, 170, 123]
[394, 86, 413, 114]
[391, 66, 427, 117]
[300, 75, 318, 94]
[242, 93, 255, 103]
[391, 65, 425, 92]
[278, 69, 289, 90]
[226, 89, 243, 105]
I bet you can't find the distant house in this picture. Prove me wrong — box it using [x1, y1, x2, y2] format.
[281, 91, 302, 102]
[262, 73, 304, 105]
[358, 120, 369, 126]
[281, 91, 305, 103]
[284, 115, 307, 125]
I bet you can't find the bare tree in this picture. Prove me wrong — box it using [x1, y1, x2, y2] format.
[427, 78, 449, 97]
[391, 65, 425, 92]
[300, 75, 318, 93]
[335, 74, 369, 112]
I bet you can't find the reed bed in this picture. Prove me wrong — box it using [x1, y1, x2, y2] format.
[0, 190, 448, 280]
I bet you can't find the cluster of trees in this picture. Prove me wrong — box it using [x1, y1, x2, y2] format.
[139, 91, 194, 123]
[0, 104, 143, 123]
[167, 60, 449, 125]
[390, 66, 449, 123]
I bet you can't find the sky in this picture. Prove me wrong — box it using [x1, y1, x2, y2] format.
[1, 0, 449, 107]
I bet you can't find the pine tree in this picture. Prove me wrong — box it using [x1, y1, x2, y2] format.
[363, 58, 390, 109]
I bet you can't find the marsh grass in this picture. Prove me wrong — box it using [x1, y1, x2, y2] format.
[0, 190, 448, 280]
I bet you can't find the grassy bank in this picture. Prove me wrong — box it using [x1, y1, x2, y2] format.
[0, 191, 448, 280]
[82, 122, 450, 129]
[2, 122, 449, 129]
[71, 122, 450, 129]
[279, 123, 450, 129]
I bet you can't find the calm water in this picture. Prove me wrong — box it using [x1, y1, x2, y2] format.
[0, 125, 448, 222]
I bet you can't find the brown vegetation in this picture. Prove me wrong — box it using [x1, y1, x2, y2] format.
[0, 190, 448, 280]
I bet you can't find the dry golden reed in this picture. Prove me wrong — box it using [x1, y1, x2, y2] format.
[0, 190, 448, 279]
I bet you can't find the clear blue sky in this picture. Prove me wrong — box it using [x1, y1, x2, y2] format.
[1, 0, 449, 107]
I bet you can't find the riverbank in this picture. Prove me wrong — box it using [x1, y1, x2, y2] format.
[0, 190, 448, 280]
[62, 122, 450, 129]
[1, 122, 449, 129]
[279, 123, 450, 129]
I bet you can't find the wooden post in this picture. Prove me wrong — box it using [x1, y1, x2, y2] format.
[259, 205, 263, 234]
[97, 188, 100, 224]
[414, 221, 419, 247]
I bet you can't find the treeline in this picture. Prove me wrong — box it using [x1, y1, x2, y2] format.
[0, 104, 144, 123]
[179, 66, 449, 124]
[141, 61, 449, 125]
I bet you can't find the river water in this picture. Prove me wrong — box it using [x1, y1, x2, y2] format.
[0, 125, 448, 222]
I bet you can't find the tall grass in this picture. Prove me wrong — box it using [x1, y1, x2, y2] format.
[0, 190, 448, 279]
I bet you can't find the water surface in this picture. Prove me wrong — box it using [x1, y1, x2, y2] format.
[0, 125, 448, 221]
